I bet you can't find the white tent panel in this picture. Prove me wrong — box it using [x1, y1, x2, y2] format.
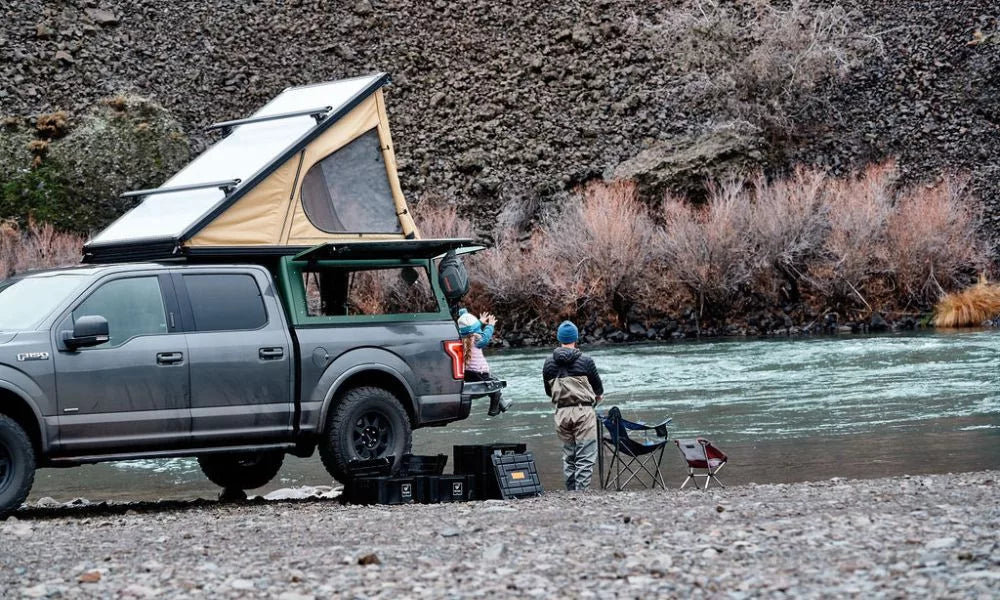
[88, 74, 385, 246]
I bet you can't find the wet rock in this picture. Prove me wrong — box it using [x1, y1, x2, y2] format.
[870, 313, 889, 332]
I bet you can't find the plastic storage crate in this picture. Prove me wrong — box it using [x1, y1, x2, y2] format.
[422, 474, 475, 503]
[453, 443, 526, 500]
[347, 476, 423, 505]
[399, 453, 448, 476]
[491, 452, 543, 499]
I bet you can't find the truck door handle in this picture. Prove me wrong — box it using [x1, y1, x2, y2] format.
[156, 352, 184, 365]
[259, 347, 284, 360]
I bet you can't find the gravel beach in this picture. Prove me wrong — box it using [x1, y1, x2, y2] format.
[1, 470, 997, 598]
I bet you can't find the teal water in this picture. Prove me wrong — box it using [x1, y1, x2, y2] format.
[29, 331, 999, 501]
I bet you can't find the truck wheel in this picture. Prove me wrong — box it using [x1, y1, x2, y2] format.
[319, 386, 412, 483]
[198, 452, 284, 490]
[0, 415, 35, 519]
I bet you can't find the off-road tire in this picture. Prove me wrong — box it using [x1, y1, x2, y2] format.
[0, 415, 35, 519]
[319, 386, 412, 483]
[198, 452, 284, 490]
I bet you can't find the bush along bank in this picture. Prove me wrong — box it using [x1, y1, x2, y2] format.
[418, 163, 998, 347]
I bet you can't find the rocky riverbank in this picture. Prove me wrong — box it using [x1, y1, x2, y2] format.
[2, 471, 997, 598]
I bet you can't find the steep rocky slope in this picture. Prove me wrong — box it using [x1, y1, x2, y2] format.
[2, 0, 998, 238]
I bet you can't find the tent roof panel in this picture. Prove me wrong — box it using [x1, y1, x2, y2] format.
[87, 73, 389, 248]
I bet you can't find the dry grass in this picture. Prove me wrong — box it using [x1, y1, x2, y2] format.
[413, 202, 475, 240]
[932, 274, 1000, 327]
[0, 220, 83, 279]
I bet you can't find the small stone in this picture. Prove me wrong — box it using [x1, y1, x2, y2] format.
[35, 23, 54, 39]
[230, 578, 255, 590]
[54, 50, 74, 64]
[352, 0, 373, 16]
[279, 593, 316, 600]
[358, 553, 381, 566]
[483, 543, 505, 561]
[78, 570, 102, 583]
[21, 585, 48, 598]
[84, 8, 119, 26]
[439, 527, 461, 537]
[925, 537, 957, 550]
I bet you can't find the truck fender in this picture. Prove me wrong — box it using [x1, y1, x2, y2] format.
[314, 348, 419, 428]
[0, 370, 52, 454]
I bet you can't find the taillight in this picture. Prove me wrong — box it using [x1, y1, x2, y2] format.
[443, 340, 464, 379]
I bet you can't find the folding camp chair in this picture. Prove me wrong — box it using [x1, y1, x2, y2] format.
[675, 438, 728, 490]
[597, 407, 672, 491]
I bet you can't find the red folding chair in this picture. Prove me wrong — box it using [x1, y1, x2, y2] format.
[675, 438, 727, 490]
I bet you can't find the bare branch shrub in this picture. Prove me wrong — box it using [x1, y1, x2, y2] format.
[748, 167, 829, 303]
[658, 180, 753, 320]
[414, 202, 475, 239]
[886, 176, 990, 305]
[537, 181, 659, 324]
[0, 220, 83, 279]
[810, 162, 896, 308]
[650, 0, 870, 136]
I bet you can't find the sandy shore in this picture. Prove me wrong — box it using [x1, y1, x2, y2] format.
[1, 471, 997, 598]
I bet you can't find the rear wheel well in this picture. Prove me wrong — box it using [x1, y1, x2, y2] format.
[332, 370, 415, 426]
[0, 390, 43, 457]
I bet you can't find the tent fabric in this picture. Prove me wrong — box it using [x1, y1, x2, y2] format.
[86, 73, 418, 259]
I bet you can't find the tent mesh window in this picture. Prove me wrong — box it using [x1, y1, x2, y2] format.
[300, 129, 402, 234]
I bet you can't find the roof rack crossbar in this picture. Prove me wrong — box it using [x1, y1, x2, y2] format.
[205, 106, 333, 133]
[121, 179, 242, 199]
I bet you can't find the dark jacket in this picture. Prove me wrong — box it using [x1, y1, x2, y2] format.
[542, 347, 604, 404]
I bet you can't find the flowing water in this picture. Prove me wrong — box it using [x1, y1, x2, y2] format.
[28, 331, 999, 501]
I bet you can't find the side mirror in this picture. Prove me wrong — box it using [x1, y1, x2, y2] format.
[65, 315, 109, 350]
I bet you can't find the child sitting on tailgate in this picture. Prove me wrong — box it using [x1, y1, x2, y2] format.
[457, 309, 511, 416]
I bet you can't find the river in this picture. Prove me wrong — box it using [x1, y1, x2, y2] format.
[27, 330, 999, 501]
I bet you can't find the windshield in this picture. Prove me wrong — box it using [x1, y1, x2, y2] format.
[0, 275, 89, 331]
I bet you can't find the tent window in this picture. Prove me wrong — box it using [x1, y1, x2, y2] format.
[300, 129, 402, 234]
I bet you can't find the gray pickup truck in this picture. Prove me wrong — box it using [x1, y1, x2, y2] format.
[0, 240, 499, 516]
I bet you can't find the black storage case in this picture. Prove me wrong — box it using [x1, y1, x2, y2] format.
[422, 474, 475, 503]
[347, 476, 423, 505]
[491, 452, 544, 499]
[453, 443, 527, 500]
[399, 453, 448, 476]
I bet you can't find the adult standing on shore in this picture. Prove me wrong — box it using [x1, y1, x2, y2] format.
[542, 320, 604, 490]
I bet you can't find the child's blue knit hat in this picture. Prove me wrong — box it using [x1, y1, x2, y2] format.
[557, 320, 579, 344]
[457, 312, 482, 336]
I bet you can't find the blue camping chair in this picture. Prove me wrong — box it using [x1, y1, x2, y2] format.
[597, 406, 672, 491]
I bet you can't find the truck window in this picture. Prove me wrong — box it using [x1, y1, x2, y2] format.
[182, 274, 267, 331]
[72, 277, 167, 348]
[303, 266, 440, 317]
[0, 275, 88, 332]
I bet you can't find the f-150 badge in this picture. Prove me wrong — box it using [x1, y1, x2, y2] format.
[17, 352, 50, 361]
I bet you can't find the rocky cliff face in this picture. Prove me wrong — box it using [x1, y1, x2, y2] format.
[2, 1, 998, 239]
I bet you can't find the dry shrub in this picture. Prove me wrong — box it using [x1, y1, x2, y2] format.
[0, 220, 83, 279]
[932, 275, 1000, 327]
[887, 177, 988, 304]
[809, 162, 896, 308]
[651, 0, 870, 137]
[749, 167, 829, 302]
[658, 180, 753, 319]
[538, 181, 659, 324]
[414, 202, 475, 239]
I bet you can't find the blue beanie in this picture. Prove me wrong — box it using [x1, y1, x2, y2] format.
[557, 320, 579, 344]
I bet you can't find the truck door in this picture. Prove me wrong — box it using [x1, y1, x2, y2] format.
[53, 273, 190, 454]
[172, 270, 293, 446]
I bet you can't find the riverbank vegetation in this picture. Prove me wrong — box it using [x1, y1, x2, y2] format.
[420, 163, 996, 342]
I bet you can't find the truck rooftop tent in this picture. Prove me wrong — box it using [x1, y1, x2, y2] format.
[84, 73, 421, 263]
